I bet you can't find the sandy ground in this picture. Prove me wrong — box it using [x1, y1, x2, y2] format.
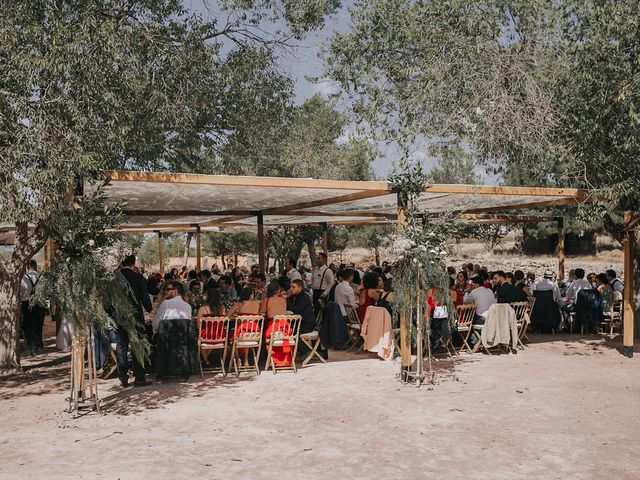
[1, 318, 639, 480]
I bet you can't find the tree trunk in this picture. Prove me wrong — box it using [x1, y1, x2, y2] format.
[182, 233, 193, 268]
[307, 241, 317, 268]
[455, 238, 462, 257]
[374, 245, 380, 266]
[0, 221, 47, 369]
[0, 267, 22, 369]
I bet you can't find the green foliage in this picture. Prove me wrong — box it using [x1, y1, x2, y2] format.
[326, 0, 640, 224]
[0, 0, 345, 366]
[33, 191, 150, 364]
[222, 95, 374, 179]
[203, 231, 257, 261]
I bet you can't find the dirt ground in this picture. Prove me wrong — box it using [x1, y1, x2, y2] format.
[1, 317, 639, 480]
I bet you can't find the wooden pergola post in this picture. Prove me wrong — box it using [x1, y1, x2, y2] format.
[195, 225, 202, 272]
[257, 212, 266, 274]
[157, 231, 164, 275]
[623, 211, 635, 358]
[397, 194, 411, 372]
[322, 222, 329, 255]
[557, 217, 565, 280]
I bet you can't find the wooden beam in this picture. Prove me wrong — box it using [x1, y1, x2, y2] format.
[322, 223, 329, 255]
[157, 231, 164, 276]
[424, 183, 590, 197]
[557, 217, 565, 281]
[103, 170, 389, 191]
[462, 196, 588, 214]
[195, 225, 202, 272]
[623, 211, 635, 358]
[263, 189, 389, 215]
[458, 214, 557, 222]
[278, 210, 397, 219]
[119, 209, 250, 217]
[257, 212, 266, 274]
[397, 194, 411, 371]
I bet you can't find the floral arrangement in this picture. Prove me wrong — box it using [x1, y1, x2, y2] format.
[388, 159, 456, 348]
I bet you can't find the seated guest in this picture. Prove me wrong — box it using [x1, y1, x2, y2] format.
[561, 267, 591, 330]
[285, 257, 302, 282]
[596, 273, 614, 310]
[536, 270, 562, 305]
[526, 271, 537, 291]
[514, 270, 532, 297]
[227, 286, 261, 318]
[262, 281, 290, 367]
[262, 280, 287, 319]
[200, 269, 218, 291]
[606, 269, 624, 296]
[218, 275, 238, 309]
[587, 272, 597, 289]
[334, 269, 357, 320]
[454, 271, 467, 306]
[494, 271, 527, 303]
[447, 266, 457, 282]
[228, 287, 261, 367]
[196, 288, 226, 364]
[287, 279, 316, 334]
[463, 276, 496, 324]
[153, 281, 192, 333]
[252, 273, 267, 302]
[478, 269, 492, 289]
[505, 272, 514, 285]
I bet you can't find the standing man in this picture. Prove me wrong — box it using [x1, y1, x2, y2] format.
[284, 257, 302, 283]
[20, 260, 43, 355]
[311, 252, 335, 315]
[118, 255, 152, 388]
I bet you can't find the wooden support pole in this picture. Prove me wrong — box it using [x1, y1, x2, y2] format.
[257, 212, 266, 274]
[322, 222, 329, 255]
[557, 217, 565, 280]
[397, 194, 411, 371]
[623, 211, 635, 358]
[195, 225, 202, 272]
[157, 231, 164, 275]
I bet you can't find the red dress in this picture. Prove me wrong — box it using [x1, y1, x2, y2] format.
[263, 297, 292, 367]
[358, 288, 376, 322]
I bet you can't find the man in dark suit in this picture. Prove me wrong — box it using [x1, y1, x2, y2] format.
[200, 269, 218, 292]
[494, 270, 526, 304]
[287, 279, 315, 334]
[118, 254, 152, 387]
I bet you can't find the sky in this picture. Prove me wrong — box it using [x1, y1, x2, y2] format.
[184, 1, 426, 179]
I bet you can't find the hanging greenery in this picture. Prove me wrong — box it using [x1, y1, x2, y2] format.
[33, 184, 150, 365]
[389, 158, 457, 348]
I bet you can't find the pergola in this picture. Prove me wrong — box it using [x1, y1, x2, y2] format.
[87, 170, 593, 275]
[1, 170, 634, 356]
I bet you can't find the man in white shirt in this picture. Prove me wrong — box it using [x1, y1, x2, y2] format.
[561, 268, 591, 329]
[311, 252, 335, 314]
[285, 257, 302, 283]
[334, 269, 357, 318]
[463, 276, 496, 323]
[153, 281, 192, 333]
[536, 270, 562, 304]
